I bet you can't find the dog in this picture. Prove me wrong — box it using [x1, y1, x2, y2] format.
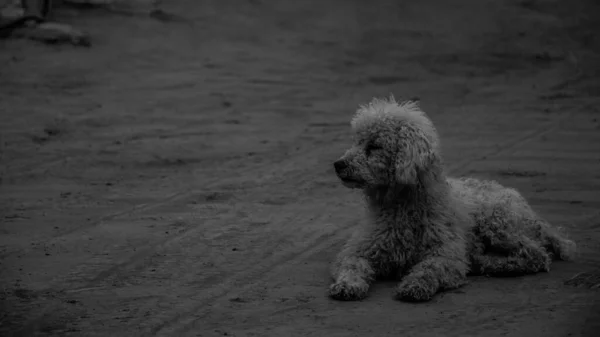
[329, 95, 576, 302]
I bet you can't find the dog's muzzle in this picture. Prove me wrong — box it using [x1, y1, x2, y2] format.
[333, 159, 362, 188]
[333, 159, 348, 174]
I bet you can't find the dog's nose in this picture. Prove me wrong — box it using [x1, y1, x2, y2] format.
[334, 160, 347, 172]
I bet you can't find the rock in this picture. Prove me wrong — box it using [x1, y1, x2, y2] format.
[62, 0, 160, 14]
[14, 21, 91, 46]
[62, 0, 114, 4]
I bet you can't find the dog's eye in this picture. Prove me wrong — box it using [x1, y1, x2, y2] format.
[365, 144, 382, 156]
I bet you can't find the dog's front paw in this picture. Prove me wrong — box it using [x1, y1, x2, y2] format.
[328, 280, 369, 301]
[394, 278, 436, 302]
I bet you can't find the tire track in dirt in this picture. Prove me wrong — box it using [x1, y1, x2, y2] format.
[149, 114, 577, 335]
[69, 203, 342, 292]
[49, 151, 326, 279]
[146, 224, 355, 335]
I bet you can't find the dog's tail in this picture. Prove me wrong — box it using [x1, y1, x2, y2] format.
[544, 226, 577, 261]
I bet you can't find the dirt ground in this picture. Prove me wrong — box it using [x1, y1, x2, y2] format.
[1, 0, 600, 336]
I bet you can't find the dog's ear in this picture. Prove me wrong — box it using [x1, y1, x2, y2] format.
[394, 135, 435, 185]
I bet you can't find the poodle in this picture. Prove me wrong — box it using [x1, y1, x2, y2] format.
[329, 95, 576, 302]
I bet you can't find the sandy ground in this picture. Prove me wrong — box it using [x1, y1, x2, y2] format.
[1, 0, 600, 336]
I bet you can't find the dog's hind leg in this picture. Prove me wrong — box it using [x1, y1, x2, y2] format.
[544, 231, 577, 261]
[468, 231, 552, 276]
[329, 244, 375, 301]
[469, 249, 550, 276]
[394, 253, 469, 302]
[522, 218, 577, 262]
[471, 206, 554, 275]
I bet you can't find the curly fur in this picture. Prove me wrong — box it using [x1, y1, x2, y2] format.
[329, 95, 576, 302]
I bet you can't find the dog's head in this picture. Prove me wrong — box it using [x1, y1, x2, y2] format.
[333, 95, 440, 189]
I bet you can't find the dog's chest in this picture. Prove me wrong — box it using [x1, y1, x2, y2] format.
[364, 221, 424, 275]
